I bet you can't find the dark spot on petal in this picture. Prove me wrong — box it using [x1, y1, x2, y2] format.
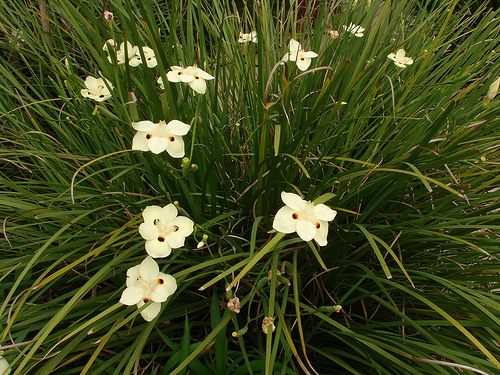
[158, 236, 165, 242]
[315, 222, 321, 229]
[157, 278, 164, 285]
[99, 94, 105, 98]
[169, 136, 175, 142]
[177, 71, 182, 75]
[174, 225, 179, 232]
[195, 76, 200, 79]
[292, 213, 299, 220]
[154, 219, 159, 225]
[143, 297, 150, 302]
[146, 134, 152, 139]
[300, 58, 305, 61]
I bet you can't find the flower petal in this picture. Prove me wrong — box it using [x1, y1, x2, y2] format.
[173, 216, 194, 237]
[313, 221, 329, 247]
[139, 256, 159, 282]
[80, 89, 92, 99]
[119, 286, 144, 305]
[195, 68, 215, 80]
[145, 239, 172, 258]
[151, 286, 171, 302]
[387, 53, 396, 62]
[143, 205, 164, 223]
[126, 265, 141, 288]
[132, 131, 150, 151]
[396, 49, 406, 59]
[159, 273, 178, 295]
[165, 231, 186, 249]
[188, 78, 207, 94]
[272, 206, 297, 234]
[151, 274, 177, 302]
[103, 39, 116, 52]
[296, 57, 312, 71]
[289, 39, 302, 53]
[84, 76, 99, 91]
[167, 70, 183, 82]
[146, 57, 157, 68]
[159, 204, 178, 224]
[148, 136, 169, 154]
[303, 51, 318, 58]
[487, 77, 500, 100]
[281, 192, 305, 211]
[138, 300, 161, 321]
[313, 204, 337, 221]
[139, 222, 158, 240]
[402, 56, 413, 65]
[165, 135, 185, 158]
[157, 76, 165, 89]
[132, 120, 156, 132]
[296, 220, 316, 242]
[166, 120, 191, 136]
[129, 55, 142, 67]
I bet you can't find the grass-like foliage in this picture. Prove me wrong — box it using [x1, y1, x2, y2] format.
[1, 0, 499, 373]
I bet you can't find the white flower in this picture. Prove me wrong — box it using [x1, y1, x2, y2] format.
[0, 355, 11, 375]
[103, 40, 138, 65]
[343, 23, 365, 37]
[131, 120, 191, 157]
[138, 204, 194, 258]
[129, 46, 157, 68]
[80, 76, 113, 102]
[272, 192, 337, 246]
[238, 31, 258, 44]
[119, 256, 177, 322]
[387, 49, 414, 68]
[282, 39, 318, 71]
[165, 65, 215, 94]
[487, 77, 499, 100]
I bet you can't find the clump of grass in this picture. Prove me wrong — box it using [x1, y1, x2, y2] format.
[0, 0, 499, 374]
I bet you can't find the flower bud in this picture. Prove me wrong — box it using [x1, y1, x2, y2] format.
[329, 29, 339, 39]
[227, 297, 241, 313]
[104, 10, 113, 22]
[262, 317, 275, 334]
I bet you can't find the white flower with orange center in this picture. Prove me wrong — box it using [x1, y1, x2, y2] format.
[164, 65, 215, 94]
[131, 120, 190, 157]
[387, 49, 414, 68]
[282, 39, 318, 71]
[138, 204, 194, 258]
[129, 46, 157, 68]
[80, 76, 113, 102]
[119, 256, 177, 322]
[272, 192, 337, 246]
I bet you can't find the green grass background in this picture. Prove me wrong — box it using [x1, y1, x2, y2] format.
[0, 0, 499, 373]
